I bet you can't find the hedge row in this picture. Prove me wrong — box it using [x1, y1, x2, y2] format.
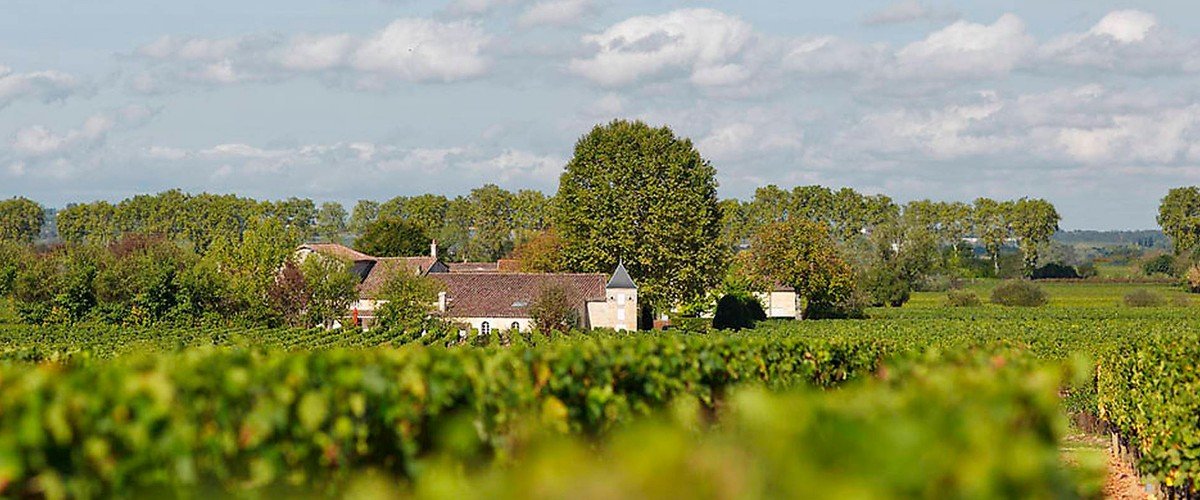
[0, 334, 886, 497]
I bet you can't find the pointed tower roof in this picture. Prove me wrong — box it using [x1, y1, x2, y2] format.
[606, 260, 637, 289]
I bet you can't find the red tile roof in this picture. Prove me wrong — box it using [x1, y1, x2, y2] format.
[430, 273, 607, 319]
[447, 262, 499, 273]
[358, 256, 444, 297]
[300, 243, 374, 262]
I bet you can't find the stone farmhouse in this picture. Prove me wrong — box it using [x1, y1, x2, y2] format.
[295, 243, 639, 333]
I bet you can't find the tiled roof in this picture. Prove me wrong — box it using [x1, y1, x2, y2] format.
[447, 262, 499, 273]
[299, 243, 375, 262]
[357, 257, 444, 297]
[430, 273, 607, 319]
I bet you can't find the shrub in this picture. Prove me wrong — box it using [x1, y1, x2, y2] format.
[1075, 261, 1098, 279]
[913, 274, 955, 293]
[990, 281, 1048, 307]
[1187, 266, 1200, 294]
[862, 266, 911, 307]
[712, 293, 766, 330]
[530, 285, 580, 333]
[1123, 289, 1164, 307]
[946, 290, 981, 307]
[1030, 263, 1079, 280]
[1141, 254, 1176, 277]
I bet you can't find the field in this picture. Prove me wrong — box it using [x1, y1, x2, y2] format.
[0, 281, 1197, 498]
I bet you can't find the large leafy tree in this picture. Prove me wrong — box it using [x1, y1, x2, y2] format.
[465, 184, 516, 262]
[1158, 186, 1200, 261]
[743, 218, 856, 319]
[0, 197, 45, 243]
[509, 229, 566, 273]
[1007, 198, 1060, 274]
[316, 202, 348, 243]
[349, 200, 380, 235]
[354, 216, 431, 257]
[554, 120, 725, 309]
[972, 198, 1010, 273]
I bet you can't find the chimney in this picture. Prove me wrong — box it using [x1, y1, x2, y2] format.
[431, 239, 438, 259]
[437, 291, 447, 312]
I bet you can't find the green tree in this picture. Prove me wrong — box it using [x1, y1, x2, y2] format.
[404, 194, 450, 238]
[554, 120, 725, 309]
[529, 284, 580, 332]
[300, 255, 359, 328]
[205, 217, 302, 319]
[0, 197, 46, 243]
[743, 218, 856, 319]
[509, 229, 566, 272]
[375, 271, 446, 334]
[354, 216, 431, 257]
[349, 200, 380, 235]
[316, 202, 348, 243]
[1007, 198, 1060, 274]
[973, 198, 1010, 274]
[465, 184, 516, 262]
[513, 189, 551, 245]
[1158, 186, 1200, 261]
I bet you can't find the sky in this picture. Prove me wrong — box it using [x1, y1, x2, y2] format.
[2, 1, 1200, 229]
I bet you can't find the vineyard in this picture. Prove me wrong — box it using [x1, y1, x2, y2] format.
[0, 294, 1198, 497]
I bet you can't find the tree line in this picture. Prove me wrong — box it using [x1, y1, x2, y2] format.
[2, 120, 1074, 329]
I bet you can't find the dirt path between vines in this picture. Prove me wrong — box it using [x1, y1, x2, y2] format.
[1102, 441, 1146, 500]
[1061, 432, 1146, 499]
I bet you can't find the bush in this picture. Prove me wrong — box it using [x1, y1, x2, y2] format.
[913, 274, 956, 293]
[1075, 261, 1098, 279]
[1187, 266, 1200, 294]
[712, 293, 766, 331]
[990, 280, 1048, 307]
[945, 290, 981, 307]
[862, 266, 911, 307]
[1123, 289, 1165, 307]
[1030, 263, 1079, 280]
[530, 285, 580, 333]
[1141, 254, 1176, 277]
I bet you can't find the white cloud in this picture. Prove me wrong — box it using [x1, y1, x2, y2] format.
[1089, 10, 1158, 43]
[891, 14, 1035, 79]
[0, 65, 82, 109]
[863, 1, 960, 26]
[131, 18, 492, 90]
[569, 9, 759, 88]
[517, 0, 595, 28]
[1037, 10, 1200, 74]
[5, 105, 158, 181]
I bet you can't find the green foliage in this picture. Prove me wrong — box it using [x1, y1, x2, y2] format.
[945, 290, 981, 307]
[0, 333, 887, 495]
[529, 285, 580, 332]
[1122, 289, 1164, 307]
[348, 200, 380, 235]
[0, 196, 45, 242]
[990, 280, 1049, 307]
[861, 263, 911, 307]
[743, 218, 857, 318]
[711, 293, 766, 330]
[374, 271, 447, 336]
[420, 356, 1085, 499]
[1031, 262, 1080, 280]
[353, 216, 430, 257]
[1098, 333, 1200, 494]
[555, 120, 725, 309]
[300, 256, 359, 328]
[1075, 261, 1099, 279]
[1158, 186, 1200, 261]
[508, 229, 565, 273]
[1007, 198, 1060, 273]
[1141, 254, 1177, 277]
[316, 201, 348, 243]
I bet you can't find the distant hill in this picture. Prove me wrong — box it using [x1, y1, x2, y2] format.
[1052, 229, 1166, 249]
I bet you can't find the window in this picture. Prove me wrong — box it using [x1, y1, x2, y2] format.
[480, 322, 490, 335]
[511, 321, 521, 331]
[617, 293, 626, 305]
